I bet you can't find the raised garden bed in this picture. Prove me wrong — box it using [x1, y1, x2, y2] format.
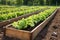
[0, 8, 48, 27]
[4, 8, 58, 40]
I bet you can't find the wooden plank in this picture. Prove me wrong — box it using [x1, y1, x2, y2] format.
[6, 26, 32, 40]
[31, 9, 58, 40]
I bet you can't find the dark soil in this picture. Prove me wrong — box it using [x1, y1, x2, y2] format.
[0, 8, 60, 40]
[12, 21, 42, 31]
[42, 8, 60, 40]
[34, 8, 60, 40]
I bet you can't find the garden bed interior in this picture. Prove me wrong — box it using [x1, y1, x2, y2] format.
[0, 8, 48, 27]
[4, 8, 58, 40]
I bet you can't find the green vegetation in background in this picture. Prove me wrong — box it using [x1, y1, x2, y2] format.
[0, 0, 60, 6]
[0, 6, 46, 22]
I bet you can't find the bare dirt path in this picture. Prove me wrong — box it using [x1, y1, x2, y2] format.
[35, 8, 60, 40]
